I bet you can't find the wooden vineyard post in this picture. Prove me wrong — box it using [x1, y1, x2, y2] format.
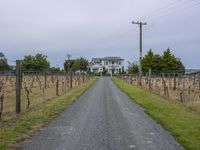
[44, 71, 47, 89]
[193, 74, 196, 85]
[162, 73, 167, 97]
[180, 74, 184, 103]
[78, 74, 80, 86]
[56, 79, 59, 96]
[198, 73, 200, 90]
[70, 71, 73, 89]
[0, 81, 4, 118]
[130, 75, 133, 84]
[178, 73, 181, 90]
[65, 72, 67, 92]
[62, 78, 65, 93]
[16, 60, 22, 114]
[173, 73, 176, 90]
[82, 73, 85, 83]
[148, 68, 151, 91]
[41, 81, 45, 100]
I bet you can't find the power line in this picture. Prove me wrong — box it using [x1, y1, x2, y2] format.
[137, 0, 200, 23]
[146, 1, 200, 23]
[138, 0, 181, 21]
[88, 0, 200, 49]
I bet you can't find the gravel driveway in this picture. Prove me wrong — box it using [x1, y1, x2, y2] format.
[21, 77, 184, 150]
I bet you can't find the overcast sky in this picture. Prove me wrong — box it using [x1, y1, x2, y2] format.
[0, 0, 200, 69]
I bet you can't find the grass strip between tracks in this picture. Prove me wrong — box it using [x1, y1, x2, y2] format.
[112, 78, 200, 150]
[0, 78, 97, 150]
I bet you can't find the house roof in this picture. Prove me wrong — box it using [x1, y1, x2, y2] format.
[102, 57, 124, 60]
[90, 57, 124, 66]
[91, 58, 102, 63]
[91, 57, 124, 62]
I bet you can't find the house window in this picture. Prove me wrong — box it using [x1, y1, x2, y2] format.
[119, 61, 121, 65]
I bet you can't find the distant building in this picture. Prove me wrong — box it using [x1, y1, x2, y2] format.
[185, 69, 200, 75]
[89, 57, 124, 74]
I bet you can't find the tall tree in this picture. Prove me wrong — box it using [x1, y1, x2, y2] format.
[127, 61, 139, 74]
[0, 52, 10, 71]
[64, 57, 88, 72]
[151, 54, 162, 72]
[141, 48, 185, 73]
[142, 49, 155, 73]
[21, 53, 50, 71]
[73, 57, 88, 72]
[64, 59, 75, 71]
[176, 58, 185, 72]
[142, 49, 162, 72]
[161, 48, 179, 72]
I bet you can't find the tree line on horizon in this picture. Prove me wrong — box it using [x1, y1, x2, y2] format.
[1, 48, 185, 74]
[0, 52, 89, 73]
[128, 48, 185, 74]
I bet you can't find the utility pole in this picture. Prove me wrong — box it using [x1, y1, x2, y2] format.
[132, 21, 147, 86]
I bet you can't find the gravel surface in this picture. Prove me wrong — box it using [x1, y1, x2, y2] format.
[21, 77, 184, 150]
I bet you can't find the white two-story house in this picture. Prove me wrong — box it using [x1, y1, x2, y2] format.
[89, 57, 124, 74]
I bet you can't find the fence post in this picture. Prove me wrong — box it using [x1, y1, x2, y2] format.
[173, 73, 176, 90]
[44, 71, 47, 89]
[162, 73, 167, 97]
[82, 73, 85, 83]
[193, 74, 196, 85]
[70, 71, 73, 89]
[0, 81, 4, 118]
[65, 72, 67, 91]
[16, 60, 22, 114]
[178, 73, 181, 90]
[180, 76, 185, 103]
[56, 79, 59, 96]
[130, 75, 133, 84]
[199, 73, 200, 90]
[148, 68, 151, 90]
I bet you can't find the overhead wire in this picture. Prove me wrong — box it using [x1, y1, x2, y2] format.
[139, 0, 199, 22]
[146, 1, 200, 23]
[88, 0, 200, 49]
[138, 0, 182, 21]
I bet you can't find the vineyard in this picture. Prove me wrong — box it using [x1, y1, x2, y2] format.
[0, 71, 92, 120]
[118, 72, 200, 112]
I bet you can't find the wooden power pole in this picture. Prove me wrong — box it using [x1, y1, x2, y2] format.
[132, 21, 147, 86]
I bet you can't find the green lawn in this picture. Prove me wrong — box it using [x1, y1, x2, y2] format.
[0, 78, 97, 150]
[112, 78, 200, 150]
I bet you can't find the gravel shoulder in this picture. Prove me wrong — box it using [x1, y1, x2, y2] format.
[20, 77, 184, 150]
